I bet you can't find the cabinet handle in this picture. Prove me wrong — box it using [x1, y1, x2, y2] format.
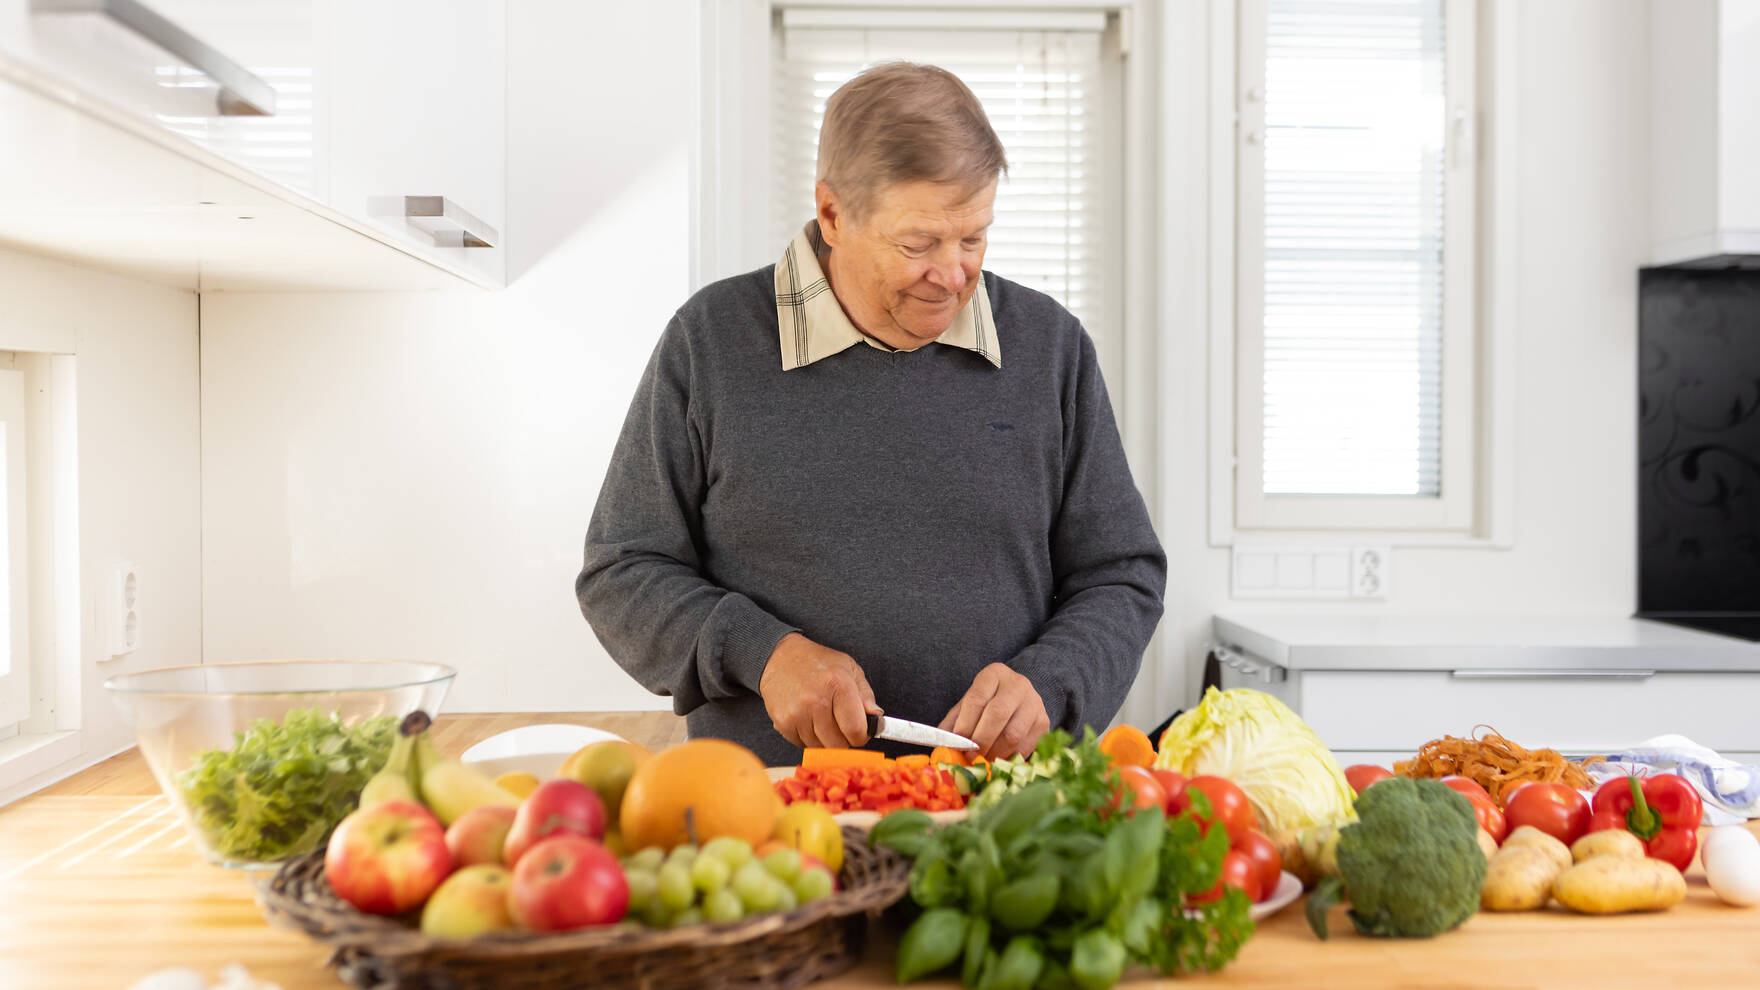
[1449, 669, 1656, 680]
[395, 196, 499, 249]
[33, 0, 277, 116]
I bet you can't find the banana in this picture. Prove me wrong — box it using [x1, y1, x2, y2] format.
[416, 730, 521, 825]
[357, 710, 432, 809]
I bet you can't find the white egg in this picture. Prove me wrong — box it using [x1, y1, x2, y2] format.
[1704, 828, 1760, 907]
[1701, 825, 1759, 874]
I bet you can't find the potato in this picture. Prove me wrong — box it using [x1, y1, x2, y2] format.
[1552, 856, 1687, 914]
[1502, 825, 1572, 873]
[1476, 828, 1498, 863]
[1482, 846, 1565, 911]
[1570, 829, 1645, 863]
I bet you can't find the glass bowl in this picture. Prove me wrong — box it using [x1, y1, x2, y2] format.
[104, 659, 455, 869]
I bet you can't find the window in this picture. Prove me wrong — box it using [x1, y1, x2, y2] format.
[0, 366, 27, 733]
[769, 8, 1121, 342]
[1234, 0, 1478, 531]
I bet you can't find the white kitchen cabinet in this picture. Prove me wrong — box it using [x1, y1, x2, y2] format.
[318, 0, 505, 286]
[0, 0, 323, 197]
[1211, 613, 1760, 762]
[1650, 0, 1760, 267]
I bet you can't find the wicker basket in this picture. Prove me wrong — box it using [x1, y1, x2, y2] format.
[257, 825, 908, 990]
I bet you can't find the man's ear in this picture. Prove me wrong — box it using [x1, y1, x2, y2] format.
[814, 180, 844, 248]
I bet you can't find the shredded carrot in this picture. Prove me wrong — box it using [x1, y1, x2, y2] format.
[1393, 727, 1605, 805]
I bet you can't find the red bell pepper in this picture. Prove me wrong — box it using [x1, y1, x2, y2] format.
[1588, 773, 1703, 871]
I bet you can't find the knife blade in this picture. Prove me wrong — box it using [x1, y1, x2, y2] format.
[866, 713, 978, 751]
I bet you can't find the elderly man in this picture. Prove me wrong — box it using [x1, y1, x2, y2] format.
[577, 63, 1164, 766]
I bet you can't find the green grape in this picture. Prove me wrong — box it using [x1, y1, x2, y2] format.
[701, 836, 755, 871]
[775, 885, 799, 913]
[732, 861, 784, 913]
[625, 847, 666, 872]
[670, 907, 704, 928]
[665, 843, 699, 869]
[623, 869, 658, 912]
[792, 866, 834, 904]
[761, 848, 802, 882]
[640, 901, 672, 928]
[657, 861, 696, 911]
[703, 887, 746, 924]
[690, 851, 732, 892]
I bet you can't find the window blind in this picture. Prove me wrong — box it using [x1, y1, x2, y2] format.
[1259, 0, 1448, 497]
[771, 17, 1107, 331]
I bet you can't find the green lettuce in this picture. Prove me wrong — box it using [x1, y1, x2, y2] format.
[1153, 687, 1357, 834]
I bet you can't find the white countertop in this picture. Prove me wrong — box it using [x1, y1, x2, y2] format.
[1213, 613, 1760, 671]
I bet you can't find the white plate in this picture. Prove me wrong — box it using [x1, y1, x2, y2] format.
[1250, 870, 1304, 922]
[460, 723, 625, 780]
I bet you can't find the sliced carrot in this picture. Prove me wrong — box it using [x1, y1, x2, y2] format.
[895, 754, 931, 770]
[801, 747, 891, 769]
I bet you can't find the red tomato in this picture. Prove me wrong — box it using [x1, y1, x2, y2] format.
[1187, 776, 1256, 842]
[1116, 765, 1167, 813]
[1232, 829, 1282, 901]
[1464, 793, 1508, 844]
[1504, 782, 1590, 847]
[1188, 849, 1262, 904]
[1149, 769, 1190, 817]
[1439, 776, 1492, 804]
[1344, 765, 1394, 795]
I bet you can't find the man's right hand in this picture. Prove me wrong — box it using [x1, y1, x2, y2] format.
[759, 632, 882, 749]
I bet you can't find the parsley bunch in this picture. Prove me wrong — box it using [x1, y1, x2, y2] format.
[176, 708, 398, 863]
[874, 729, 1254, 988]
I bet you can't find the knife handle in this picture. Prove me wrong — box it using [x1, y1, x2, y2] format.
[865, 713, 881, 743]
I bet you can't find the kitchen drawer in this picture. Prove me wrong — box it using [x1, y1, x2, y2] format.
[1299, 669, 1760, 755]
[0, 0, 322, 196]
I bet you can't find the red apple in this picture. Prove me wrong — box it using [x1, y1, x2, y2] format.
[508, 834, 628, 931]
[324, 799, 453, 915]
[503, 778, 606, 866]
[446, 805, 517, 866]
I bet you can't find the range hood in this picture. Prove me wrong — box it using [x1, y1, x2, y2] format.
[1649, 0, 1760, 270]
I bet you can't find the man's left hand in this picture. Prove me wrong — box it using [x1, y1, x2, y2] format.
[938, 663, 1050, 760]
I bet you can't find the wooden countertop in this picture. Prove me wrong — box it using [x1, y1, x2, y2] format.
[2, 712, 1757, 990]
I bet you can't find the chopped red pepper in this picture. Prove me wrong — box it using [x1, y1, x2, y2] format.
[772, 762, 967, 814]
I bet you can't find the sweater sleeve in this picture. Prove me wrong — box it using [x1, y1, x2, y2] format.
[576, 314, 798, 715]
[1008, 329, 1167, 734]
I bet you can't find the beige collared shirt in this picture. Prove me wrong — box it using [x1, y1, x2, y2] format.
[773, 221, 1002, 371]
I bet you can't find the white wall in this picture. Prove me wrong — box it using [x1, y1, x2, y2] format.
[201, 0, 1658, 728]
[1151, 0, 1655, 716]
[198, 0, 696, 712]
[0, 246, 202, 802]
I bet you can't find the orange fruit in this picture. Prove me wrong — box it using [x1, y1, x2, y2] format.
[619, 739, 781, 851]
[1099, 724, 1156, 768]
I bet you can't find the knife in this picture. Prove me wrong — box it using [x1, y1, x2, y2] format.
[865, 713, 978, 751]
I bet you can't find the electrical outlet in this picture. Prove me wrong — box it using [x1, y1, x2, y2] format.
[106, 562, 139, 659]
[1350, 546, 1392, 599]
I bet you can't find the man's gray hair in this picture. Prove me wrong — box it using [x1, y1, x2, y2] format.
[817, 62, 1008, 222]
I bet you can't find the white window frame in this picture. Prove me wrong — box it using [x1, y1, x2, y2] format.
[0, 367, 29, 731]
[1207, 0, 1516, 546]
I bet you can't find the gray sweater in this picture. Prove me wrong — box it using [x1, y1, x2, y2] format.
[577, 267, 1165, 766]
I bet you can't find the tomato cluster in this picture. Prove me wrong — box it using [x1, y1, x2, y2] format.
[1115, 768, 1280, 904]
[775, 765, 965, 814]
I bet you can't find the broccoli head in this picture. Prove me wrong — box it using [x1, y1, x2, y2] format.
[1305, 777, 1486, 939]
